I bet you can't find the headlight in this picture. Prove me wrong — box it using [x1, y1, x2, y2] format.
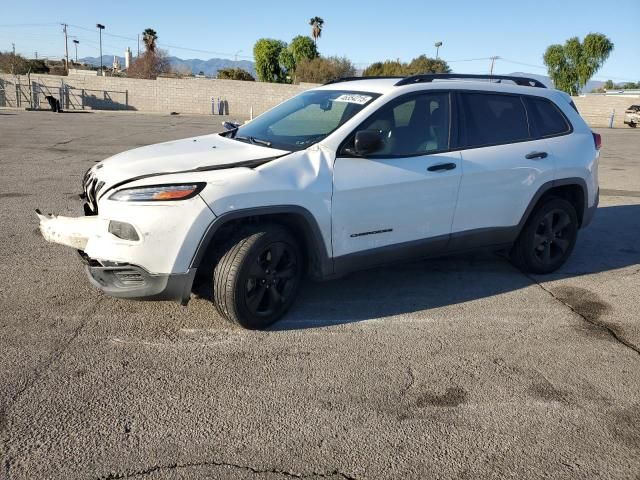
[108, 183, 205, 202]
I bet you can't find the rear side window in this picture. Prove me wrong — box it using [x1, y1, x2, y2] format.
[460, 93, 529, 148]
[524, 97, 571, 137]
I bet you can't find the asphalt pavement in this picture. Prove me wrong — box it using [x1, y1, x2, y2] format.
[0, 110, 638, 479]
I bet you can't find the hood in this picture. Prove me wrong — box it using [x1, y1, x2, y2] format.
[91, 133, 289, 193]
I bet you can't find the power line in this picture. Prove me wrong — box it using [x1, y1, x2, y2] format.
[0, 23, 59, 27]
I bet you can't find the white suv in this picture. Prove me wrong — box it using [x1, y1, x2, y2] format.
[38, 74, 600, 329]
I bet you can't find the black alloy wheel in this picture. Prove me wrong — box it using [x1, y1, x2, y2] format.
[510, 197, 579, 274]
[212, 224, 303, 329]
[533, 209, 573, 265]
[244, 241, 299, 318]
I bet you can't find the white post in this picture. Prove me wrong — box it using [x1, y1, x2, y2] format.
[609, 109, 615, 128]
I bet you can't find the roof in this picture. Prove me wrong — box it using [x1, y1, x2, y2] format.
[314, 77, 401, 94]
[315, 74, 551, 96]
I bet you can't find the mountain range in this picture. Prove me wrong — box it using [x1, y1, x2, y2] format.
[80, 55, 256, 77]
[507, 72, 604, 93]
[79, 56, 605, 92]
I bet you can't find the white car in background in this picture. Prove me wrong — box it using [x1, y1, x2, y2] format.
[38, 73, 600, 329]
[624, 105, 639, 128]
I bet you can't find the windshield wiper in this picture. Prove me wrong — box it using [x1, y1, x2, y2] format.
[235, 135, 273, 147]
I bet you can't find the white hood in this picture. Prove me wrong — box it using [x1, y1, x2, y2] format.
[92, 133, 289, 192]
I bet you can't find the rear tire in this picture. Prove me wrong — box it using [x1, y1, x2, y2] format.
[510, 197, 578, 274]
[212, 224, 303, 329]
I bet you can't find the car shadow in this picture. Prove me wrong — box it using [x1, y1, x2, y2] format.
[273, 204, 640, 330]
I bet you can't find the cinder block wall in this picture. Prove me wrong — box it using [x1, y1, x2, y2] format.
[0, 73, 317, 117]
[572, 95, 638, 128]
[1, 73, 638, 128]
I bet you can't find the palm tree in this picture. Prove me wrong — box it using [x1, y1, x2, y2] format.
[309, 17, 324, 45]
[142, 28, 158, 53]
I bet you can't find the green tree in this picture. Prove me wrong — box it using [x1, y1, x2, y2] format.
[406, 55, 451, 74]
[142, 28, 158, 52]
[363, 55, 450, 76]
[543, 33, 614, 95]
[278, 36, 319, 82]
[278, 49, 296, 82]
[289, 35, 318, 63]
[217, 67, 255, 81]
[253, 38, 286, 82]
[604, 79, 615, 90]
[309, 17, 324, 45]
[295, 56, 355, 84]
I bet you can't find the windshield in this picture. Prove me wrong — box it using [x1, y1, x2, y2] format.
[231, 90, 380, 151]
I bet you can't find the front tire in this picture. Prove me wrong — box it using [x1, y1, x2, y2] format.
[510, 197, 578, 274]
[212, 224, 303, 329]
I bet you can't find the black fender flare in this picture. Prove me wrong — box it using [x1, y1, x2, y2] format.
[516, 177, 590, 235]
[189, 205, 334, 279]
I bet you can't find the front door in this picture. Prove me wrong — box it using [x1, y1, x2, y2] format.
[332, 91, 461, 270]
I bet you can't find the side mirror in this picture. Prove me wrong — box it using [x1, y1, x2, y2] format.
[354, 130, 384, 156]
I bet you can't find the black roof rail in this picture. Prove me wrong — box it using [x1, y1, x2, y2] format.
[323, 76, 403, 85]
[394, 73, 547, 88]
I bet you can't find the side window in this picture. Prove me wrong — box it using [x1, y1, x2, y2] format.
[524, 97, 571, 137]
[353, 92, 450, 157]
[460, 93, 530, 148]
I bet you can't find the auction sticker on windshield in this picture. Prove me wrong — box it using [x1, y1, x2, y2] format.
[333, 94, 373, 105]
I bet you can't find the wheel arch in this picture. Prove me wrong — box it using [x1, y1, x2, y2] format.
[518, 178, 589, 234]
[190, 205, 333, 281]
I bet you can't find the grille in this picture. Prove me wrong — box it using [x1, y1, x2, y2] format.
[83, 170, 104, 215]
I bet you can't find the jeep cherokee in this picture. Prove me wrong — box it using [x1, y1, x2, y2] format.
[38, 73, 600, 329]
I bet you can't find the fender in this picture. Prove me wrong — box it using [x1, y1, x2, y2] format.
[189, 205, 334, 280]
[516, 177, 590, 234]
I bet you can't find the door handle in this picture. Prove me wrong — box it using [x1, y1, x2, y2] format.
[525, 151, 548, 160]
[427, 162, 457, 172]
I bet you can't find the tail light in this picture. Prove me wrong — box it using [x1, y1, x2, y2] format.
[593, 132, 602, 150]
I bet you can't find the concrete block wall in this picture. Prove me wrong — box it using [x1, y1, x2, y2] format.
[572, 95, 638, 128]
[0, 73, 316, 117]
[2, 73, 637, 128]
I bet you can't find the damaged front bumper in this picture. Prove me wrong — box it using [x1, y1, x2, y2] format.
[35, 194, 215, 304]
[37, 209, 101, 250]
[81, 253, 196, 305]
[36, 210, 196, 305]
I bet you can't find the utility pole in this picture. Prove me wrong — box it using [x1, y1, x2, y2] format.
[73, 40, 79, 63]
[97, 24, 105, 76]
[137, 34, 140, 57]
[62, 24, 69, 72]
[12, 43, 15, 55]
[234, 49, 242, 61]
[489, 56, 500, 76]
[35, 51, 38, 59]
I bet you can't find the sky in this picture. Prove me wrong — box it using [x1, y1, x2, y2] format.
[1, 0, 638, 82]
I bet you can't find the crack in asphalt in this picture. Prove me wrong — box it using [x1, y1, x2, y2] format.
[97, 460, 358, 479]
[1, 297, 103, 478]
[400, 366, 415, 396]
[524, 274, 640, 356]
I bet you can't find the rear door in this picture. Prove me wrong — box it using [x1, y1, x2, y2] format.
[332, 91, 462, 268]
[449, 91, 556, 248]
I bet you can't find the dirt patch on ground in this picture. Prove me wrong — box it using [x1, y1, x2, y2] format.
[416, 387, 468, 408]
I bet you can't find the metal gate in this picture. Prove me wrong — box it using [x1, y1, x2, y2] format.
[0, 77, 129, 111]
